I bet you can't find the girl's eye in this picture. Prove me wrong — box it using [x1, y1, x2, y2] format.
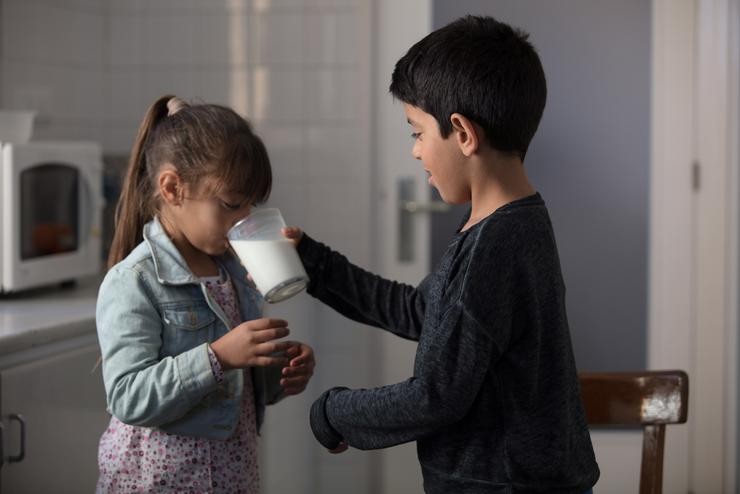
[220, 200, 241, 211]
[411, 132, 422, 140]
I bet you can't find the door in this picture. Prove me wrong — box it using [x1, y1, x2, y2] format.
[374, 1, 431, 492]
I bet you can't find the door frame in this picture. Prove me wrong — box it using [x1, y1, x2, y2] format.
[650, 0, 740, 492]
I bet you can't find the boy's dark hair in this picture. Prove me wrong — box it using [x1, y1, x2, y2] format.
[390, 15, 546, 160]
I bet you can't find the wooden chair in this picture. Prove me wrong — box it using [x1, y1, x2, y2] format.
[579, 370, 689, 494]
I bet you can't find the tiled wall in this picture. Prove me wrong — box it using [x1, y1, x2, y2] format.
[1, 0, 106, 143]
[1, 1, 379, 492]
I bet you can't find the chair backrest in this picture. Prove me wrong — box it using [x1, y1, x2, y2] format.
[579, 370, 689, 494]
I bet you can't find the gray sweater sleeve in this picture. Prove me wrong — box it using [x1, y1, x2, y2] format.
[310, 301, 495, 450]
[297, 234, 427, 341]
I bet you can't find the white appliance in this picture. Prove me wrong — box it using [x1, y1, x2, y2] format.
[0, 141, 103, 292]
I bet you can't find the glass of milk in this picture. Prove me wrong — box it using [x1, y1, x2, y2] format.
[227, 208, 309, 303]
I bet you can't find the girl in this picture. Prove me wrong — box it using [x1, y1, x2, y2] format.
[96, 95, 315, 494]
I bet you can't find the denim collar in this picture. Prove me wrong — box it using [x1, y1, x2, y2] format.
[142, 217, 200, 286]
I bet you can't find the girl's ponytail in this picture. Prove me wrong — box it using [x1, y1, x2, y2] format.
[107, 95, 172, 269]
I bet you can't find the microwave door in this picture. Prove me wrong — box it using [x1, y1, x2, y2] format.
[20, 163, 80, 261]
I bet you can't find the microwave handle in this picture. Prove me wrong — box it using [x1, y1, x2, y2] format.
[80, 171, 100, 245]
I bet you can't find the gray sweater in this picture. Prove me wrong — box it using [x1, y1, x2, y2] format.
[300, 193, 599, 493]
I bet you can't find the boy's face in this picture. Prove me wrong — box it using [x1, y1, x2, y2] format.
[403, 104, 470, 204]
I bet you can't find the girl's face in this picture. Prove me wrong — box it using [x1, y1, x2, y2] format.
[169, 179, 253, 257]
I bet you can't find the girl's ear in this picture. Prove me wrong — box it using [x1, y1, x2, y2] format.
[450, 113, 480, 157]
[158, 168, 184, 206]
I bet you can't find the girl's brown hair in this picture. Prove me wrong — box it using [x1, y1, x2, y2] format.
[107, 95, 272, 268]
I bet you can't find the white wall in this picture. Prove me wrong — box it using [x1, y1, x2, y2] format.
[1, 1, 382, 493]
[0, 0, 106, 143]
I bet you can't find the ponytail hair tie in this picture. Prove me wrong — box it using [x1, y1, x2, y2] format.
[167, 96, 188, 116]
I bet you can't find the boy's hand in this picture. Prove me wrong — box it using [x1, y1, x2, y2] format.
[280, 342, 315, 395]
[210, 318, 291, 370]
[281, 226, 304, 247]
[329, 441, 349, 454]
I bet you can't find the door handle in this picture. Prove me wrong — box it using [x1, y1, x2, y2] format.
[400, 200, 451, 214]
[398, 178, 450, 262]
[7, 414, 25, 464]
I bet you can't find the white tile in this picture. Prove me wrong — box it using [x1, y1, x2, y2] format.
[143, 69, 199, 104]
[304, 12, 361, 66]
[142, 0, 197, 11]
[264, 181, 309, 229]
[34, 119, 105, 144]
[104, 122, 140, 154]
[304, 69, 361, 122]
[251, 0, 305, 13]
[250, 67, 304, 122]
[251, 12, 304, 66]
[110, 69, 146, 121]
[109, 12, 145, 67]
[192, 13, 237, 67]
[64, 8, 105, 66]
[68, 67, 106, 120]
[306, 179, 369, 256]
[143, 13, 196, 66]
[193, 0, 248, 11]
[256, 123, 305, 182]
[2, 1, 41, 61]
[306, 126, 366, 180]
[196, 69, 234, 107]
[109, 0, 147, 14]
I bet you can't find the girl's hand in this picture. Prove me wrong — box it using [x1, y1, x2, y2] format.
[210, 318, 291, 370]
[280, 342, 315, 395]
[281, 226, 304, 247]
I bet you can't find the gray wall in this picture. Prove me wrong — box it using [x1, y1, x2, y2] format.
[431, 0, 651, 371]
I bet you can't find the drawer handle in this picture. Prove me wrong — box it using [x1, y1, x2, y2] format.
[7, 414, 25, 463]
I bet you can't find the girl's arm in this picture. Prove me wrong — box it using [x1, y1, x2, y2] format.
[295, 233, 427, 341]
[96, 266, 220, 427]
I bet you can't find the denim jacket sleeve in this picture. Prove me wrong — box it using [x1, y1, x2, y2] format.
[96, 265, 219, 427]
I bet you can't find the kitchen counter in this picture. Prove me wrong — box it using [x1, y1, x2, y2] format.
[0, 275, 102, 359]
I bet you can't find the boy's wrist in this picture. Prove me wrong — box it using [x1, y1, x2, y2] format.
[310, 387, 347, 449]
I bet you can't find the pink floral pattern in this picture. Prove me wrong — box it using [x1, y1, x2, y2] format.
[97, 273, 259, 494]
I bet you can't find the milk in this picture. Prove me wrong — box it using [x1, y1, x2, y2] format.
[230, 239, 308, 303]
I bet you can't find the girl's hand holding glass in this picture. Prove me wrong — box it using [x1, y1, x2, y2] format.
[210, 317, 292, 370]
[281, 342, 315, 395]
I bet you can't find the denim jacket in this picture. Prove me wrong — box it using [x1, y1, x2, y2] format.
[96, 217, 284, 440]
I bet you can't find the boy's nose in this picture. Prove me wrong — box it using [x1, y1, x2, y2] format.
[411, 143, 422, 160]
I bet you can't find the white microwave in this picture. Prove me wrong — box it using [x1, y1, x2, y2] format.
[0, 141, 104, 293]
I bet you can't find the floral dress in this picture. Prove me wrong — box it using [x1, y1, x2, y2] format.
[97, 271, 260, 494]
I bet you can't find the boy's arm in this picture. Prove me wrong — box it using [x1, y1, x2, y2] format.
[309, 302, 496, 450]
[297, 233, 427, 341]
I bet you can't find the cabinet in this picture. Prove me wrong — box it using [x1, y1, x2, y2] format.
[0, 339, 109, 494]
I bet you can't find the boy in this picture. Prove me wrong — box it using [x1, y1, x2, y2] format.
[288, 15, 599, 493]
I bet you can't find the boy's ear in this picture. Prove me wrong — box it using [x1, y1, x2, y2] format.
[449, 113, 479, 157]
[158, 168, 184, 206]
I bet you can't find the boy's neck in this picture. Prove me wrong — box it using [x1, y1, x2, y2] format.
[462, 150, 536, 231]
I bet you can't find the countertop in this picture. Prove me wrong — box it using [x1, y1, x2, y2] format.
[0, 275, 101, 357]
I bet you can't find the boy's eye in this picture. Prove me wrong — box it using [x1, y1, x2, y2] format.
[410, 132, 422, 140]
